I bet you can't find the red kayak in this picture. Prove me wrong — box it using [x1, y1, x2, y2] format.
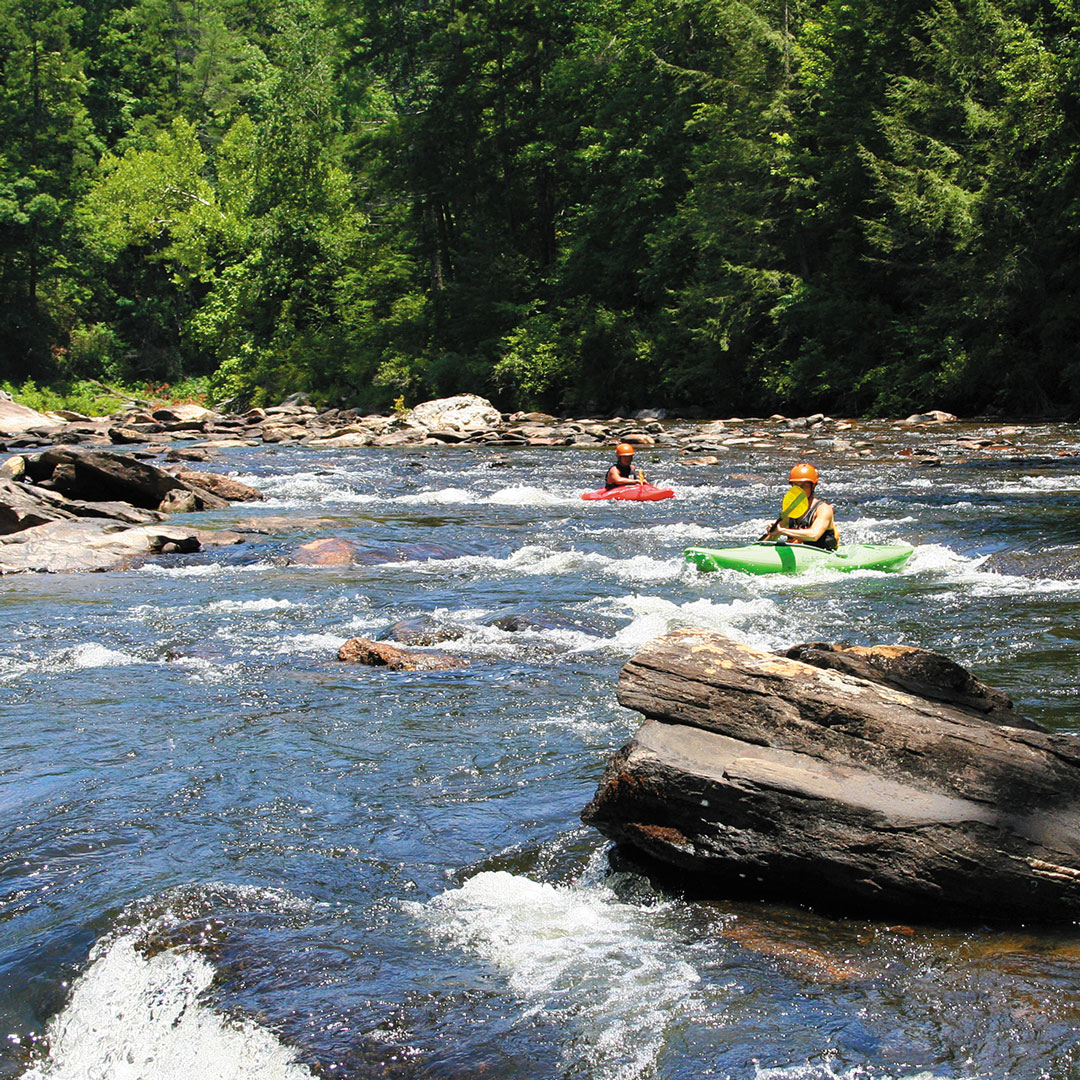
[581, 483, 675, 502]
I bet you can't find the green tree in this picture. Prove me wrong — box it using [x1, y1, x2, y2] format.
[0, 0, 94, 378]
[189, 0, 373, 405]
[89, 0, 271, 149]
[862, 0, 1071, 414]
[78, 116, 222, 380]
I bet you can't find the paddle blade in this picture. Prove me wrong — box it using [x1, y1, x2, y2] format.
[780, 485, 809, 520]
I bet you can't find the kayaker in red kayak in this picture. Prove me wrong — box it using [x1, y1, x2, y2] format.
[762, 463, 839, 551]
[605, 443, 645, 489]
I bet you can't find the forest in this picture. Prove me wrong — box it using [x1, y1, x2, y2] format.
[1, 0, 1078, 417]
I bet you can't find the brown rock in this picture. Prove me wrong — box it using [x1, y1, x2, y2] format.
[170, 469, 262, 502]
[336, 636, 468, 670]
[290, 537, 361, 565]
[157, 489, 200, 513]
[261, 424, 310, 443]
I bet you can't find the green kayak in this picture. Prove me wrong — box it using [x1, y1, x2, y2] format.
[685, 541, 913, 576]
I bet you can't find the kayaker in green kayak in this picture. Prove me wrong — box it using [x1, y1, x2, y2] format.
[762, 463, 839, 551]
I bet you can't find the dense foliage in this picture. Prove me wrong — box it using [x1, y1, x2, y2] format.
[2, 0, 1078, 416]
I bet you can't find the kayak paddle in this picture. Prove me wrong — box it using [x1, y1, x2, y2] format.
[780, 484, 809, 520]
[759, 485, 811, 540]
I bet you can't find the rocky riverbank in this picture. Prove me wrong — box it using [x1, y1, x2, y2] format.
[2, 390, 1074, 465]
[0, 446, 261, 573]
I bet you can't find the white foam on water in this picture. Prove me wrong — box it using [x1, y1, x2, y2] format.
[594, 522, 726, 541]
[327, 491, 381, 505]
[600, 594, 794, 653]
[599, 553, 688, 584]
[835, 516, 918, 543]
[21, 935, 314, 1080]
[272, 632, 348, 656]
[899, 543, 977, 575]
[373, 545, 611, 578]
[206, 598, 296, 613]
[168, 657, 246, 684]
[369, 544, 685, 582]
[486, 484, 576, 506]
[504, 545, 609, 575]
[392, 486, 474, 505]
[0, 654, 32, 681]
[966, 568, 1080, 598]
[904, 544, 1080, 595]
[409, 869, 699, 1080]
[232, 471, 374, 509]
[137, 561, 277, 578]
[46, 642, 145, 670]
[752, 1064, 946, 1080]
[448, 621, 607, 657]
[992, 475, 1080, 495]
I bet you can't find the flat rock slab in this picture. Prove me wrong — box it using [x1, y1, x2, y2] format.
[0, 401, 62, 434]
[0, 519, 201, 573]
[582, 628, 1080, 924]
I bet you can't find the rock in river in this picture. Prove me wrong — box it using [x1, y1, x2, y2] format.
[337, 637, 468, 671]
[582, 628, 1080, 924]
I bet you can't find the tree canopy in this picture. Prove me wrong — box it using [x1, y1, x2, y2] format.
[2, 0, 1078, 416]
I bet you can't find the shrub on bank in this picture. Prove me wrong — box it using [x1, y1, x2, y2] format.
[2, 377, 211, 417]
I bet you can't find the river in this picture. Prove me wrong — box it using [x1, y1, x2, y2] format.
[2, 420, 1080, 1080]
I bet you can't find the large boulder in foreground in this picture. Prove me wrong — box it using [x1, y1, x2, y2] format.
[582, 629, 1080, 924]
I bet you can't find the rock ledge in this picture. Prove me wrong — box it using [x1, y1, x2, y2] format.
[582, 629, 1080, 924]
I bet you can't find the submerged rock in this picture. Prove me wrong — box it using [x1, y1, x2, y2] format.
[378, 616, 466, 645]
[486, 610, 614, 637]
[982, 548, 1080, 581]
[289, 537, 362, 565]
[582, 628, 1080, 924]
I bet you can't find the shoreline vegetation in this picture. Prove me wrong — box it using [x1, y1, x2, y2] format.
[3, 378, 1075, 432]
[4, 1, 1080, 421]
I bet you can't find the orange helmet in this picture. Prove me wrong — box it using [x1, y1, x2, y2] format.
[615, 442, 636, 457]
[789, 463, 819, 484]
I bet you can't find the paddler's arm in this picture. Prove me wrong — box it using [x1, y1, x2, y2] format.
[605, 464, 642, 487]
[776, 501, 834, 543]
[760, 517, 784, 541]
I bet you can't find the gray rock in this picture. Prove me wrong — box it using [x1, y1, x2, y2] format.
[0, 400, 62, 434]
[0, 519, 201, 573]
[378, 616, 466, 645]
[582, 628, 1080, 924]
[404, 394, 502, 432]
[982, 549, 1080, 580]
